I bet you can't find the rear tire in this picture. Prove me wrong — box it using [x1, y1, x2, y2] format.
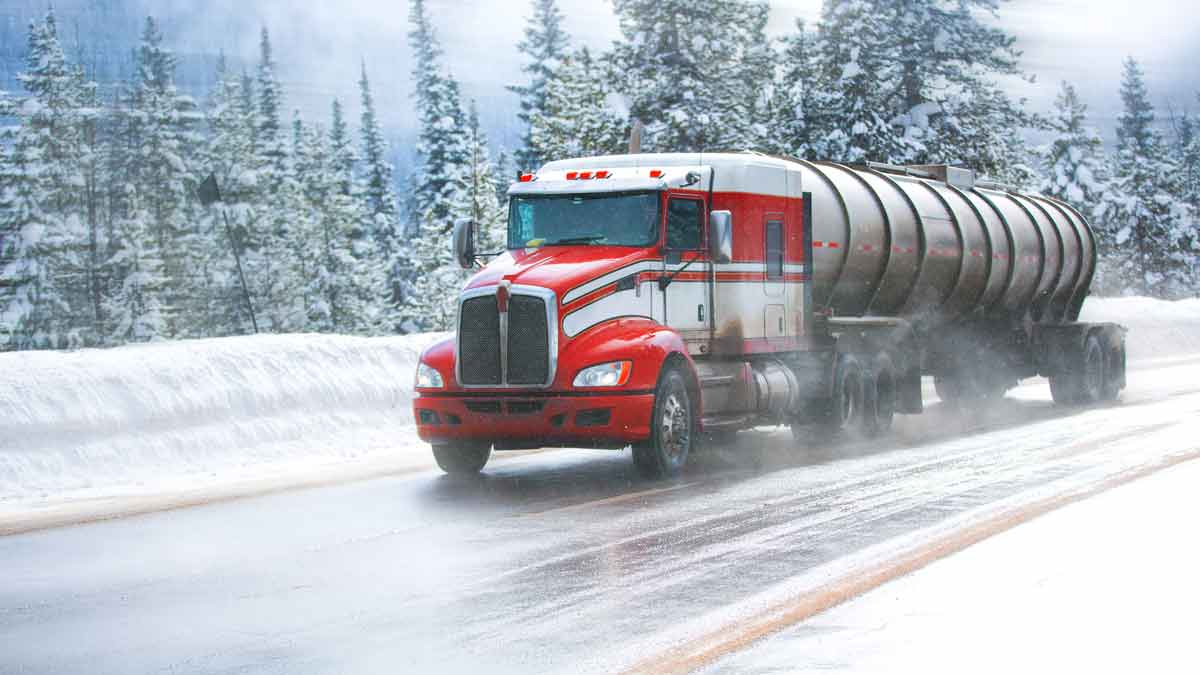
[817, 354, 864, 439]
[1100, 339, 1125, 402]
[1079, 334, 1105, 404]
[1050, 334, 1105, 406]
[864, 355, 896, 437]
[633, 367, 694, 479]
[432, 442, 492, 475]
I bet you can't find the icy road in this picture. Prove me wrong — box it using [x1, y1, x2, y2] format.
[2, 356, 1200, 674]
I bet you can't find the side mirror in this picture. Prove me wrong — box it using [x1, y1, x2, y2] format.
[452, 220, 477, 270]
[709, 210, 733, 264]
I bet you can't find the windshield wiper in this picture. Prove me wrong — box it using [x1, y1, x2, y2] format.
[543, 234, 606, 245]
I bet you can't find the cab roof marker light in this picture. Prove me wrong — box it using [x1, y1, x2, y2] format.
[566, 171, 579, 180]
[649, 169, 664, 178]
[518, 173, 535, 183]
[595, 170, 611, 179]
[579, 171, 594, 180]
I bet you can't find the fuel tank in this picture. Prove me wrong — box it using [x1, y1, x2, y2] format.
[794, 161, 1096, 325]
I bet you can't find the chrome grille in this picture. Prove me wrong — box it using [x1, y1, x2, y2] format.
[507, 295, 550, 385]
[458, 296, 502, 385]
[456, 286, 557, 388]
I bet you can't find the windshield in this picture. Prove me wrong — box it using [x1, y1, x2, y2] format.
[508, 191, 661, 249]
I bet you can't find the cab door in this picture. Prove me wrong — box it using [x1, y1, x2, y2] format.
[662, 195, 711, 350]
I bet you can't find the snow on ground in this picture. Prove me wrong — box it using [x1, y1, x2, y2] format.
[705, 457, 1200, 675]
[0, 332, 448, 513]
[1079, 295, 1200, 360]
[0, 295, 1195, 519]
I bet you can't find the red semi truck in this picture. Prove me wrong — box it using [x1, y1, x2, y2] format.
[413, 153, 1126, 477]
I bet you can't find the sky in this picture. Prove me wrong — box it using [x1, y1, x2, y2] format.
[146, 0, 1200, 154]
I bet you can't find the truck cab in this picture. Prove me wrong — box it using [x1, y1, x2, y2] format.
[413, 153, 812, 477]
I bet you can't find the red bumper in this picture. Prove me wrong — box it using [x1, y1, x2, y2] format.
[414, 392, 655, 448]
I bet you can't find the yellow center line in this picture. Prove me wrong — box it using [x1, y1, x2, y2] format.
[622, 449, 1200, 675]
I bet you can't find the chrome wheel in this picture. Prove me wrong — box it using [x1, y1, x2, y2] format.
[633, 367, 693, 479]
[660, 390, 691, 461]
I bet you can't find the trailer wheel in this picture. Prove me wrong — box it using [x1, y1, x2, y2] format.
[1079, 334, 1105, 403]
[1100, 339, 1125, 402]
[633, 366, 694, 479]
[864, 355, 896, 437]
[818, 354, 865, 439]
[1050, 334, 1105, 406]
[432, 442, 492, 475]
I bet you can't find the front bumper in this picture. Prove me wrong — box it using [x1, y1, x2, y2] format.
[414, 392, 655, 448]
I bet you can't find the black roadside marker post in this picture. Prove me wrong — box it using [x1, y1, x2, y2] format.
[197, 173, 260, 334]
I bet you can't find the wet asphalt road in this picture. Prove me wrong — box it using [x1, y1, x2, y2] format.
[3, 359, 1200, 674]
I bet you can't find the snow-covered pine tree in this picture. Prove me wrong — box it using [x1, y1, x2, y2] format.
[404, 0, 472, 332]
[528, 47, 628, 162]
[256, 28, 286, 189]
[246, 28, 302, 331]
[196, 54, 258, 336]
[124, 17, 203, 337]
[611, 0, 772, 152]
[1041, 82, 1112, 227]
[358, 61, 406, 318]
[509, 0, 571, 171]
[329, 102, 387, 334]
[1177, 107, 1200, 290]
[1175, 102, 1200, 215]
[812, 0, 908, 163]
[408, 0, 469, 225]
[460, 102, 508, 253]
[0, 141, 18, 347]
[405, 102, 507, 332]
[287, 113, 320, 329]
[0, 10, 94, 350]
[492, 147, 516, 204]
[329, 98, 357, 209]
[766, 18, 817, 159]
[883, 0, 1036, 175]
[1103, 58, 1196, 297]
[104, 183, 168, 343]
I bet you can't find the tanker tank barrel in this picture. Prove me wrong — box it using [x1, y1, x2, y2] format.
[788, 157, 1096, 327]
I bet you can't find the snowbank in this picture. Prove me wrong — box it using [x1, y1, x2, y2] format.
[1078, 296, 1200, 361]
[0, 333, 447, 507]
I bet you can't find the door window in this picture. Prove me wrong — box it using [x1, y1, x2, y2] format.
[766, 219, 784, 279]
[666, 198, 703, 250]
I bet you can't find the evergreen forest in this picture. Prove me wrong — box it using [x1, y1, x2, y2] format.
[1, 0, 1197, 351]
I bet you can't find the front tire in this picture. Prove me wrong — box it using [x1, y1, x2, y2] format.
[432, 442, 492, 475]
[633, 367, 694, 479]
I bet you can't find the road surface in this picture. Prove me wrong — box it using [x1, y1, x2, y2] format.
[3, 356, 1199, 674]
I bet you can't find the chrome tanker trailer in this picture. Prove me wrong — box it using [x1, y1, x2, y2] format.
[413, 153, 1126, 477]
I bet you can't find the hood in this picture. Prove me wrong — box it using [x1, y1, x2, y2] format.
[466, 246, 657, 304]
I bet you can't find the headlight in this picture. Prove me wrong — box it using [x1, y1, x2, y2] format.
[415, 362, 445, 389]
[573, 361, 632, 388]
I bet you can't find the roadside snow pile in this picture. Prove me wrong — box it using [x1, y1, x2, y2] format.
[0, 333, 447, 505]
[1079, 296, 1200, 361]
